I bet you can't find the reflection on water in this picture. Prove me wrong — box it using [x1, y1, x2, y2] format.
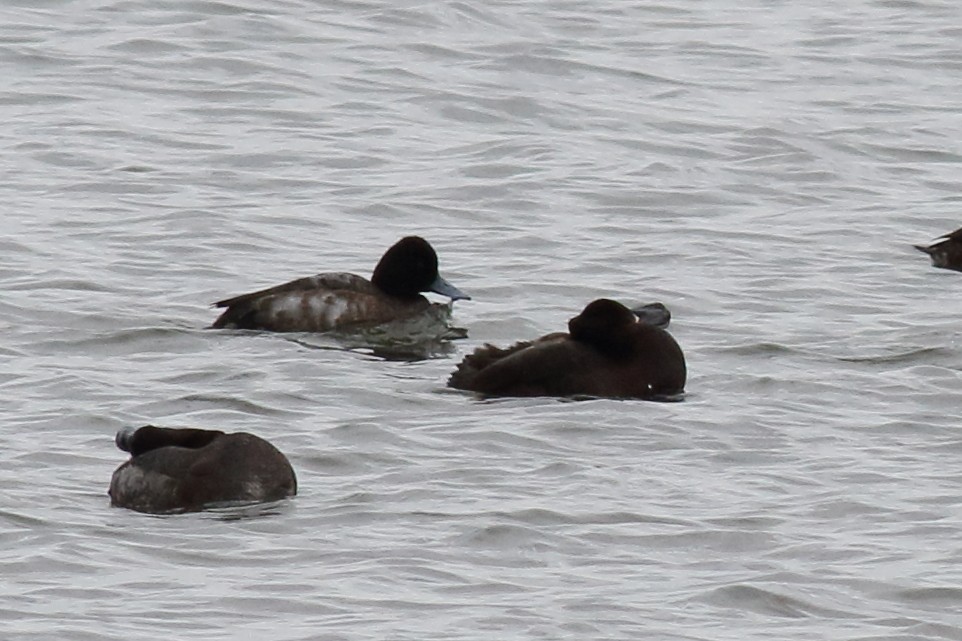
[289, 303, 468, 361]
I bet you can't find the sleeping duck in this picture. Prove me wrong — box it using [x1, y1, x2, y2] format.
[448, 299, 685, 400]
[109, 425, 297, 514]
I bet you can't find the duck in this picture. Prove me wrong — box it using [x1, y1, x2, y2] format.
[448, 298, 686, 400]
[915, 226, 962, 272]
[109, 425, 297, 514]
[211, 236, 470, 332]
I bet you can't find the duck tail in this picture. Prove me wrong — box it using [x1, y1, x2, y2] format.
[448, 342, 532, 390]
[210, 303, 257, 329]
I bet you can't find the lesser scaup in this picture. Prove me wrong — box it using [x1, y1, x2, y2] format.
[109, 425, 297, 514]
[448, 298, 686, 400]
[211, 236, 470, 331]
[915, 226, 962, 272]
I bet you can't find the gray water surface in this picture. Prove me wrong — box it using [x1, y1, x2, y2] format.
[2, 1, 962, 639]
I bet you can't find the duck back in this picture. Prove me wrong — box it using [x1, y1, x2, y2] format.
[109, 428, 297, 514]
[211, 273, 431, 331]
[449, 326, 685, 399]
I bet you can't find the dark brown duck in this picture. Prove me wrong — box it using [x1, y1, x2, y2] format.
[915, 226, 962, 272]
[448, 299, 686, 400]
[109, 425, 297, 514]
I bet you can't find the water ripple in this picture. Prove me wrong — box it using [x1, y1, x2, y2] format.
[3, 0, 962, 639]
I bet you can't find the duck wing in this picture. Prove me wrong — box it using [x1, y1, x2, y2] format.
[448, 335, 585, 396]
[937, 226, 962, 242]
[213, 273, 375, 308]
[210, 273, 382, 330]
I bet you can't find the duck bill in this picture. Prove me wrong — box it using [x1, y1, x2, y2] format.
[429, 275, 471, 301]
[116, 426, 139, 452]
[631, 303, 671, 329]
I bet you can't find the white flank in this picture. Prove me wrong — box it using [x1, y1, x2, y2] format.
[317, 295, 350, 327]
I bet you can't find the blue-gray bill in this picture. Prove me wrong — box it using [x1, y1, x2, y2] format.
[631, 302, 671, 329]
[430, 275, 471, 301]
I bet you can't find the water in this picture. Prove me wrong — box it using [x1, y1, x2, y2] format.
[3, 0, 962, 638]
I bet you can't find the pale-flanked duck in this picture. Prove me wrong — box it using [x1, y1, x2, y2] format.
[211, 236, 469, 332]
